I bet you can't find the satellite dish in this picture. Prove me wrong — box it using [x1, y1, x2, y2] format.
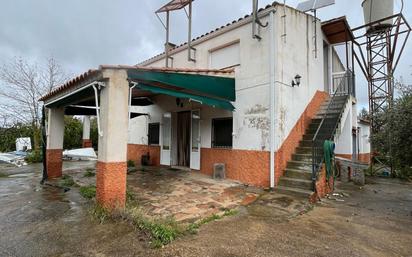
[297, 0, 335, 12]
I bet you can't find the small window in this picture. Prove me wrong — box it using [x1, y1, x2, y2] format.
[212, 118, 233, 148]
[209, 41, 240, 69]
[148, 123, 160, 145]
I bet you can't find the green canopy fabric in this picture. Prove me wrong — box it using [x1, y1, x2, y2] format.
[136, 84, 235, 111]
[323, 140, 335, 181]
[127, 69, 235, 101]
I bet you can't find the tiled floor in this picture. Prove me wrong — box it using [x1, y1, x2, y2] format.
[127, 167, 260, 222]
[66, 163, 261, 222]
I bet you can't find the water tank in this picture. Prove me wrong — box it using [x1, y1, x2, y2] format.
[362, 0, 394, 33]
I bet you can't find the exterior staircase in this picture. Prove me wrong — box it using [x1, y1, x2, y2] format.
[276, 95, 349, 198]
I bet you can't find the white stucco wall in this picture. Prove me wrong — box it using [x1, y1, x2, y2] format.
[358, 121, 370, 154]
[131, 5, 328, 152]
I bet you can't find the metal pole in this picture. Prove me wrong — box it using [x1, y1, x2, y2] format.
[165, 11, 170, 67]
[188, 0, 193, 62]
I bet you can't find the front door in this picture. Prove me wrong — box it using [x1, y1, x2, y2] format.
[190, 110, 201, 170]
[160, 112, 171, 165]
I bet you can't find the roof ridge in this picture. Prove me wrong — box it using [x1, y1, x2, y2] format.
[137, 1, 281, 66]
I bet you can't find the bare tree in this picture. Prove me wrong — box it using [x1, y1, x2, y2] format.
[0, 57, 69, 150]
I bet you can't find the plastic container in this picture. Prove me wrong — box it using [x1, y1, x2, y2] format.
[362, 0, 394, 33]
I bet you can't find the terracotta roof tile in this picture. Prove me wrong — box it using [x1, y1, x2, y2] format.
[39, 69, 99, 101]
[39, 66, 234, 102]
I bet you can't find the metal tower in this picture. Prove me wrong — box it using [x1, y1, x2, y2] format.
[353, 12, 410, 166]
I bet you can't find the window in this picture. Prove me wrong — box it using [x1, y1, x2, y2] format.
[148, 123, 160, 145]
[209, 41, 240, 69]
[212, 118, 233, 148]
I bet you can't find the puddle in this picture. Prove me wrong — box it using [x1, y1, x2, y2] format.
[8, 173, 34, 178]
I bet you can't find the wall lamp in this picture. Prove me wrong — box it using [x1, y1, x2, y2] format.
[291, 74, 302, 87]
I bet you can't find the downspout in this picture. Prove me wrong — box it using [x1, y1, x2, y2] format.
[269, 9, 277, 189]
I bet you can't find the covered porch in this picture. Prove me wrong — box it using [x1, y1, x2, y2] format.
[39, 65, 236, 209]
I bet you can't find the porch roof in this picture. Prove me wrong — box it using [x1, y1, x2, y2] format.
[322, 16, 354, 44]
[39, 65, 236, 113]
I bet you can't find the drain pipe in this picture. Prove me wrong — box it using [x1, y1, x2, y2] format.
[269, 9, 277, 189]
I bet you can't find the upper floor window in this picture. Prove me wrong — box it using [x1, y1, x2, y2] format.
[209, 41, 240, 69]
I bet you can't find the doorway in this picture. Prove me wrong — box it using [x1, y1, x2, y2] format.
[177, 111, 191, 167]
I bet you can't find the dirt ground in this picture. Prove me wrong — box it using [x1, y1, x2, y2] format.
[0, 161, 411, 257]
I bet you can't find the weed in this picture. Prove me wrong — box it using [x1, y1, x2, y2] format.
[79, 185, 96, 199]
[127, 160, 135, 168]
[90, 204, 110, 224]
[59, 175, 77, 187]
[186, 209, 238, 234]
[223, 209, 239, 217]
[83, 170, 95, 177]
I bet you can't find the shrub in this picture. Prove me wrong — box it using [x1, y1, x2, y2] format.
[25, 150, 43, 163]
[127, 160, 135, 168]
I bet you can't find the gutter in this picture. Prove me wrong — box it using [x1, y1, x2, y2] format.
[269, 9, 277, 189]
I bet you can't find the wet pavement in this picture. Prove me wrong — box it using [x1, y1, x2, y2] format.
[0, 162, 151, 257]
[1, 162, 411, 257]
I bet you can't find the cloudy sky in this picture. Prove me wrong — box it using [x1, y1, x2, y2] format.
[1, 0, 411, 110]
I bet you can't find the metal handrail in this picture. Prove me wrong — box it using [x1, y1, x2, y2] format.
[311, 70, 354, 191]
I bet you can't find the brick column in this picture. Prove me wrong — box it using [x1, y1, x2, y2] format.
[96, 69, 129, 210]
[82, 116, 92, 148]
[46, 108, 65, 179]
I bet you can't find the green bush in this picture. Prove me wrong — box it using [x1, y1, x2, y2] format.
[127, 160, 135, 168]
[25, 150, 43, 163]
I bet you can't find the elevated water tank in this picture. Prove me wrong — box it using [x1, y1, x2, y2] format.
[362, 0, 394, 33]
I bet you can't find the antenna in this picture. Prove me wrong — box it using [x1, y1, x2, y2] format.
[296, 0, 335, 58]
[156, 0, 196, 67]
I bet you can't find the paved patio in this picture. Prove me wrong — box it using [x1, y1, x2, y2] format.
[66, 163, 261, 222]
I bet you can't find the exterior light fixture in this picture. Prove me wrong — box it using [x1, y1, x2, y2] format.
[292, 74, 302, 87]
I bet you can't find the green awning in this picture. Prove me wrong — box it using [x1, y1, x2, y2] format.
[127, 69, 235, 101]
[136, 84, 235, 111]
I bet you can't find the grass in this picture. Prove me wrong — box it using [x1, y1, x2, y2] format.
[79, 185, 96, 199]
[186, 209, 239, 234]
[83, 169, 95, 177]
[0, 172, 8, 178]
[58, 175, 77, 187]
[85, 187, 239, 248]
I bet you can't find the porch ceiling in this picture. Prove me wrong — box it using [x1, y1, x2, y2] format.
[322, 16, 354, 44]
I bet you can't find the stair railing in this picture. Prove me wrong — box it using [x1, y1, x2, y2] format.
[311, 70, 354, 191]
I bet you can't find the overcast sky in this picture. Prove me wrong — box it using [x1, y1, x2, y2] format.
[1, 0, 411, 110]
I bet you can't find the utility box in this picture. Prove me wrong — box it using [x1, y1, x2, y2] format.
[213, 163, 226, 179]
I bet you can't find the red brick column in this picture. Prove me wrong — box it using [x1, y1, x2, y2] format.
[46, 149, 63, 178]
[82, 139, 93, 148]
[96, 162, 127, 209]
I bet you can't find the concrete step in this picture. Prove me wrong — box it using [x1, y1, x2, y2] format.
[275, 185, 313, 198]
[287, 160, 312, 171]
[303, 133, 330, 141]
[308, 122, 336, 131]
[295, 146, 312, 154]
[279, 177, 313, 190]
[305, 126, 336, 135]
[292, 153, 312, 162]
[299, 140, 313, 147]
[284, 168, 312, 180]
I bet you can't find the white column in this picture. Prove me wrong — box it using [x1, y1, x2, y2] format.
[82, 116, 91, 140]
[96, 69, 130, 209]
